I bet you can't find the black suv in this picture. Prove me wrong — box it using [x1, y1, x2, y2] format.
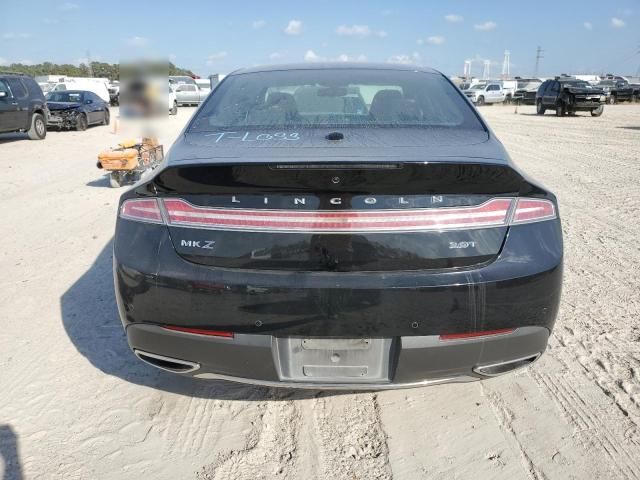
[536, 78, 606, 117]
[0, 72, 48, 139]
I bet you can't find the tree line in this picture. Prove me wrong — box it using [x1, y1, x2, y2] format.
[2, 61, 196, 81]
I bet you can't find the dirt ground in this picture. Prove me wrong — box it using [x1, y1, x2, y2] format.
[1, 104, 639, 480]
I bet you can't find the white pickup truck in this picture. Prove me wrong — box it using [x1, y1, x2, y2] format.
[174, 83, 209, 106]
[463, 82, 506, 105]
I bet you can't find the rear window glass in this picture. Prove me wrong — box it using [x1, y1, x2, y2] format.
[46, 91, 83, 102]
[190, 69, 483, 131]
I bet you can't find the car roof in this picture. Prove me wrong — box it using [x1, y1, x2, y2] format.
[229, 62, 440, 76]
[0, 71, 29, 76]
[48, 90, 90, 93]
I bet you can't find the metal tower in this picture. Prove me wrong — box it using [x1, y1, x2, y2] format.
[534, 46, 544, 77]
[482, 60, 491, 80]
[501, 50, 511, 79]
[463, 60, 472, 77]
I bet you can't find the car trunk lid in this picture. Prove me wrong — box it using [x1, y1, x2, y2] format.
[151, 160, 530, 272]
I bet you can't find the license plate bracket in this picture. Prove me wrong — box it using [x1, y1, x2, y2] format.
[274, 337, 393, 383]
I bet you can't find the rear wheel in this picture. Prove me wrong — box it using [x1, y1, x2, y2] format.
[536, 100, 545, 115]
[476, 96, 485, 106]
[27, 113, 46, 140]
[591, 105, 604, 117]
[76, 113, 88, 131]
[608, 95, 616, 105]
[109, 172, 123, 188]
[555, 102, 565, 117]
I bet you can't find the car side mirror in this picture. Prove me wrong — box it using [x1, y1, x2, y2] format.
[85, 99, 93, 104]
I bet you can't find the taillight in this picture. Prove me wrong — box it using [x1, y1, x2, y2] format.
[439, 328, 515, 341]
[161, 325, 234, 338]
[120, 199, 163, 224]
[511, 198, 556, 224]
[119, 197, 557, 230]
[161, 198, 513, 233]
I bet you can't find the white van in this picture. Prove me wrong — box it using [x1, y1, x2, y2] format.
[42, 77, 110, 103]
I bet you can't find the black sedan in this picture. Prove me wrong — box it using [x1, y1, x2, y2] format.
[114, 63, 563, 390]
[46, 90, 110, 130]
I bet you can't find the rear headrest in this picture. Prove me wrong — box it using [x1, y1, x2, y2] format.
[370, 89, 420, 122]
[247, 91, 299, 124]
[370, 90, 402, 120]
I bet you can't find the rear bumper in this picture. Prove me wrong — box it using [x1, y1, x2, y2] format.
[114, 218, 563, 338]
[127, 324, 548, 389]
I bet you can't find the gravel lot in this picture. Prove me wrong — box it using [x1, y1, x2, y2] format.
[1, 104, 639, 480]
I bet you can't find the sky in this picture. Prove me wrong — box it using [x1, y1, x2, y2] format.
[1, 0, 639, 78]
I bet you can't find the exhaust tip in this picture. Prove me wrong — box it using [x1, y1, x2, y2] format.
[134, 349, 200, 374]
[473, 353, 541, 377]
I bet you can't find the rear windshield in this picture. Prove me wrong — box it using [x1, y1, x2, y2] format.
[189, 69, 484, 131]
[46, 91, 83, 102]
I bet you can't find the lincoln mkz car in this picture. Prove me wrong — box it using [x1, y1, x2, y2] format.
[114, 63, 563, 389]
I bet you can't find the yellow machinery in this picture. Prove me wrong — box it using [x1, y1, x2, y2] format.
[97, 137, 164, 187]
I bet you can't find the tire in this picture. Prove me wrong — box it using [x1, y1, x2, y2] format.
[536, 100, 546, 115]
[476, 96, 485, 106]
[27, 112, 46, 140]
[76, 113, 88, 131]
[608, 95, 616, 105]
[591, 105, 604, 117]
[632, 94, 638, 103]
[555, 102, 565, 117]
[109, 172, 123, 188]
[102, 109, 110, 125]
[170, 101, 177, 115]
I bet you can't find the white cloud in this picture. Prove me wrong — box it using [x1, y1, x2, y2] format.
[444, 14, 463, 23]
[304, 50, 321, 62]
[474, 21, 497, 31]
[387, 52, 420, 65]
[0, 57, 8, 66]
[269, 52, 283, 60]
[284, 20, 303, 35]
[252, 19, 265, 29]
[611, 17, 625, 28]
[126, 36, 149, 47]
[303, 50, 367, 63]
[207, 51, 228, 65]
[58, 2, 78, 10]
[2, 32, 32, 39]
[336, 24, 387, 38]
[336, 53, 367, 62]
[583, 21, 593, 30]
[418, 35, 444, 45]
